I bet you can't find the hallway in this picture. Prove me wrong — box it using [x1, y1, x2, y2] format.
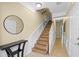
[50, 38, 68, 57]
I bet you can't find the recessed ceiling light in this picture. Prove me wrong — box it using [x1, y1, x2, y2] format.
[36, 3, 42, 7]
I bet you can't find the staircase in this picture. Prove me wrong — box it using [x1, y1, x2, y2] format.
[32, 21, 52, 54]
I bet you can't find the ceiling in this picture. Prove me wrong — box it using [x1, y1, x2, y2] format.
[20, 2, 74, 18]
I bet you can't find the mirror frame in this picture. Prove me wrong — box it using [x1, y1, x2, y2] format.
[3, 15, 24, 35]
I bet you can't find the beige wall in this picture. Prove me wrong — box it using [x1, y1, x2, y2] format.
[0, 2, 50, 45]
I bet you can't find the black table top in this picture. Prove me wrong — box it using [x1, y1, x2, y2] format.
[0, 40, 28, 50]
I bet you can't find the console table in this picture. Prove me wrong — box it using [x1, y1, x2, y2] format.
[0, 40, 27, 57]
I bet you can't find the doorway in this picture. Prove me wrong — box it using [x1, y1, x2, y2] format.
[56, 20, 63, 39]
[50, 20, 68, 57]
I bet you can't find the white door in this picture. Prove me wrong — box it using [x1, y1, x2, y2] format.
[70, 17, 79, 57]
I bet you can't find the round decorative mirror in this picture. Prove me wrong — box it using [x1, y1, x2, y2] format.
[3, 15, 24, 34]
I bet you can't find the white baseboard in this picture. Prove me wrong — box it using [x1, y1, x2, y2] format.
[24, 19, 49, 56]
